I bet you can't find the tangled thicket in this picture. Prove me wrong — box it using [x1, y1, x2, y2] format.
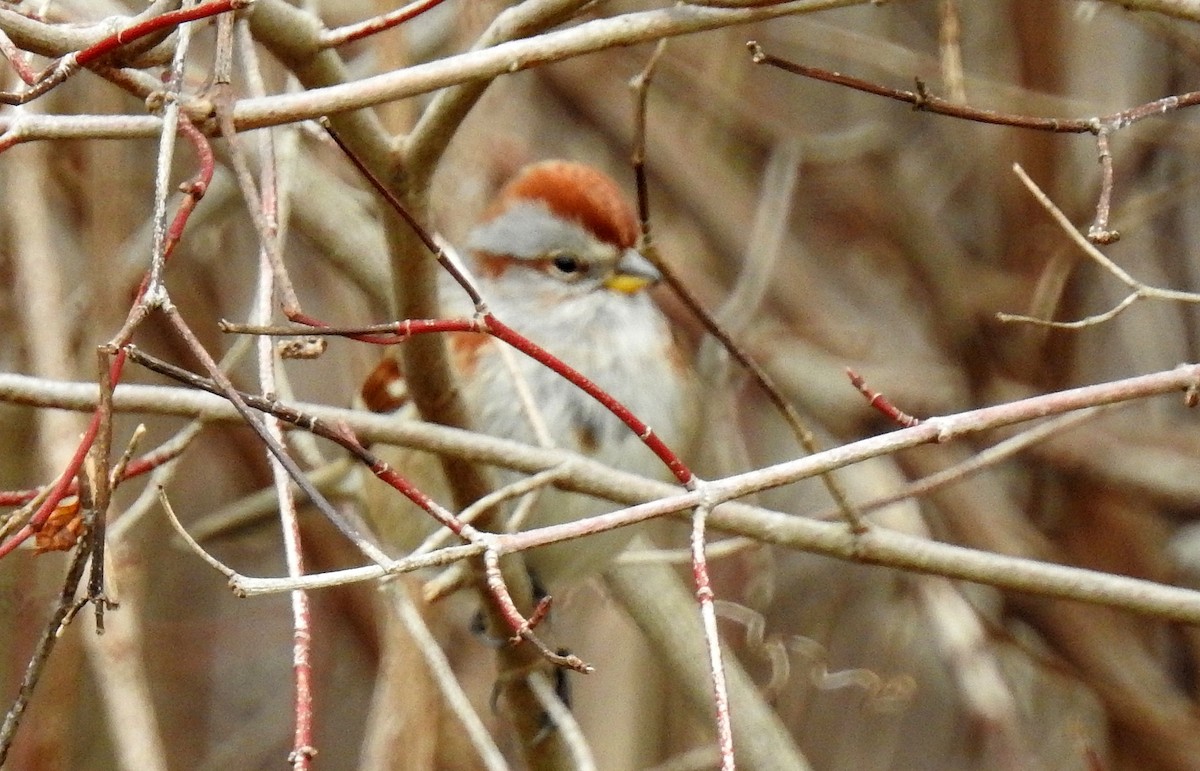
[4, 1, 1200, 769]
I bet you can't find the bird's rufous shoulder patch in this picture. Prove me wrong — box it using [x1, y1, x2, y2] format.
[361, 357, 408, 413]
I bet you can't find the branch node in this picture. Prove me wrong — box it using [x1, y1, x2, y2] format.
[912, 77, 930, 110]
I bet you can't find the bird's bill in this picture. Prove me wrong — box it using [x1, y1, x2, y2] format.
[605, 248, 661, 294]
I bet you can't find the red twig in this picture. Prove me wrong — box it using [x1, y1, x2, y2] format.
[120, 344, 590, 671]
[0, 120, 213, 559]
[846, 368, 922, 428]
[163, 122, 214, 255]
[0, 352, 126, 560]
[0, 439, 191, 508]
[316, 118, 697, 673]
[229, 313, 699, 488]
[320, 0, 451, 48]
[227, 309, 694, 668]
[485, 315, 696, 487]
[351, 429, 575, 665]
[0, 0, 248, 105]
[0, 28, 38, 85]
[76, 0, 250, 68]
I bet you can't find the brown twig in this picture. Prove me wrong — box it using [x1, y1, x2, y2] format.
[88, 348, 117, 632]
[630, 39, 667, 243]
[747, 41, 1096, 133]
[210, 37, 302, 316]
[0, 517, 94, 764]
[997, 163, 1200, 329]
[630, 42, 866, 532]
[320, 119, 486, 310]
[222, 316, 491, 344]
[157, 307, 395, 569]
[630, 45, 736, 763]
[1088, 128, 1120, 245]
[746, 39, 1200, 251]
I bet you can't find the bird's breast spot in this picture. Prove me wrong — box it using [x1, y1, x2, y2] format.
[572, 421, 600, 454]
[361, 357, 407, 413]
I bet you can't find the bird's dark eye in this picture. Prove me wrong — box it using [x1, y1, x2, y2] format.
[552, 255, 582, 274]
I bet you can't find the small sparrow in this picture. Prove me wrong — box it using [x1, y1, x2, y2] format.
[361, 160, 699, 587]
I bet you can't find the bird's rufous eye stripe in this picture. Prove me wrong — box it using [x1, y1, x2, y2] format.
[475, 252, 511, 278]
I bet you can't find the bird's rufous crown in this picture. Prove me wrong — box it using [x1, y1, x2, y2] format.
[482, 161, 639, 250]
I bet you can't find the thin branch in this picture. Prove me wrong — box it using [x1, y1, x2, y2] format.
[88, 349, 116, 632]
[234, 1, 871, 132]
[631, 53, 865, 530]
[415, 466, 572, 557]
[33, 359, 1200, 625]
[997, 163, 1200, 328]
[809, 407, 1111, 523]
[0, 1, 250, 104]
[1088, 128, 1120, 244]
[402, 0, 593, 178]
[747, 41, 1094, 133]
[145, 9, 197, 306]
[384, 585, 509, 771]
[319, 121, 485, 309]
[153, 308, 394, 567]
[319, 0, 450, 48]
[210, 28, 302, 314]
[237, 21, 316, 763]
[846, 368, 922, 427]
[630, 39, 667, 241]
[157, 487, 239, 579]
[124, 345, 584, 669]
[691, 495, 734, 770]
